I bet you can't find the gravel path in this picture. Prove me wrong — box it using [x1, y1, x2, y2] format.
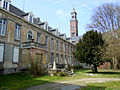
[25, 78, 120, 90]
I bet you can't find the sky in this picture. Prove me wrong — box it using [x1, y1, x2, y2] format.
[11, 0, 120, 37]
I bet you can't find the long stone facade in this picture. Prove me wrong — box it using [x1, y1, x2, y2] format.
[0, 0, 76, 74]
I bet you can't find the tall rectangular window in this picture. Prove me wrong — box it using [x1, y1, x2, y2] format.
[45, 36, 48, 46]
[51, 38, 54, 51]
[61, 42, 63, 52]
[15, 24, 21, 40]
[68, 56, 70, 64]
[65, 55, 67, 64]
[46, 52, 48, 63]
[61, 54, 63, 64]
[50, 53, 54, 64]
[13, 47, 19, 63]
[56, 54, 59, 64]
[68, 45, 70, 55]
[65, 44, 66, 53]
[0, 44, 4, 62]
[0, 18, 7, 36]
[56, 40, 59, 51]
[71, 46, 72, 55]
[37, 33, 41, 44]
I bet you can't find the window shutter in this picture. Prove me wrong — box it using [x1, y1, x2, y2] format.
[13, 47, 19, 63]
[0, 44, 4, 62]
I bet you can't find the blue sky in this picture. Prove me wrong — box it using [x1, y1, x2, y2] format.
[11, 0, 120, 37]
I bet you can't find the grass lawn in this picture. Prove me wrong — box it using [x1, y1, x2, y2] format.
[0, 69, 120, 90]
[81, 81, 120, 90]
[0, 73, 64, 90]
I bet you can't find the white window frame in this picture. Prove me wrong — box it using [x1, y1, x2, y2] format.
[0, 44, 4, 62]
[37, 33, 41, 44]
[15, 24, 21, 40]
[13, 46, 19, 63]
[29, 15, 33, 23]
[2, 0, 10, 11]
[0, 18, 7, 36]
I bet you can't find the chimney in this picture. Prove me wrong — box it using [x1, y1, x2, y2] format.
[36, 17, 40, 22]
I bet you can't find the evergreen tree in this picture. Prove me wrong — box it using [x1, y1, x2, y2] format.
[74, 30, 105, 72]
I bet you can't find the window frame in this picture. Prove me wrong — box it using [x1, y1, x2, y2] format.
[0, 43, 4, 63]
[37, 33, 41, 44]
[45, 36, 48, 46]
[3, 0, 8, 10]
[0, 18, 7, 36]
[14, 24, 21, 41]
[27, 30, 34, 42]
[13, 46, 19, 63]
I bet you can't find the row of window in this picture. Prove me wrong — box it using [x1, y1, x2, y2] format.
[0, 44, 19, 63]
[0, 19, 74, 52]
[0, 18, 49, 45]
[49, 52, 73, 64]
[51, 39, 73, 54]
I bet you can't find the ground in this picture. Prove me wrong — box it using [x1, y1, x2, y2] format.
[0, 69, 120, 90]
[25, 78, 120, 90]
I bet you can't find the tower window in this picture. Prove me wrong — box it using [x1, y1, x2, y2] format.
[72, 32, 74, 37]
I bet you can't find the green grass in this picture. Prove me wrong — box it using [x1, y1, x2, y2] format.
[0, 69, 120, 90]
[81, 81, 120, 90]
[0, 73, 64, 90]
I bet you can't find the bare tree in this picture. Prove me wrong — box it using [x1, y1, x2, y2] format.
[87, 3, 120, 37]
[87, 3, 120, 69]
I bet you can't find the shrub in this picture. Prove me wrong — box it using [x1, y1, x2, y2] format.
[57, 72, 66, 77]
[28, 58, 47, 76]
[73, 65, 83, 69]
[68, 64, 72, 71]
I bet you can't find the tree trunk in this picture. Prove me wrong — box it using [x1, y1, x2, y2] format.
[92, 64, 98, 73]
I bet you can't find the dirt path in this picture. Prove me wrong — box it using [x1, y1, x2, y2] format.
[25, 78, 120, 90]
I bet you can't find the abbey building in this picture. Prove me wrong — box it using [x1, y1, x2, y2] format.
[0, 0, 76, 74]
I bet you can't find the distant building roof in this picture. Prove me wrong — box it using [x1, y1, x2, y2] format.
[71, 36, 82, 41]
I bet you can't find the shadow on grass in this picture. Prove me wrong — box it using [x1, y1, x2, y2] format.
[81, 86, 106, 90]
[0, 73, 50, 90]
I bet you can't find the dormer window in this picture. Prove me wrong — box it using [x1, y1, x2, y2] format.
[1, 0, 10, 11]
[29, 15, 33, 23]
[3, 0, 8, 10]
[28, 12, 34, 23]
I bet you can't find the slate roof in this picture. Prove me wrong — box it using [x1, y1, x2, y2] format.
[9, 4, 26, 17]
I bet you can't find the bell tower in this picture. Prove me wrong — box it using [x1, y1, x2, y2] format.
[70, 8, 78, 38]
